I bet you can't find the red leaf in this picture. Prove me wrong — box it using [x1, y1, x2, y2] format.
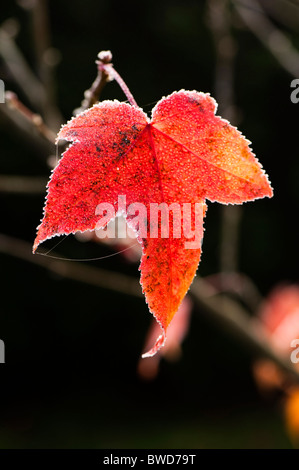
[33, 90, 272, 356]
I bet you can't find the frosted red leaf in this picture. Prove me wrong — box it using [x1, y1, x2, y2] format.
[33, 90, 273, 356]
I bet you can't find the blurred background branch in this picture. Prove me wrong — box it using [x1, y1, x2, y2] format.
[0, 0, 298, 449]
[234, 0, 299, 77]
[208, 0, 242, 274]
[0, 175, 47, 193]
[0, 232, 298, 384]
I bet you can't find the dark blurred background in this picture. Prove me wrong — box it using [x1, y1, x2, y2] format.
[0, 0, 298, 448]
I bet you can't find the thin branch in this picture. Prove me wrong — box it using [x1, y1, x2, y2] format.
[204, 271, 263, 313]
[0, 103, 54, 157]
[31, 0, 52, 81]
[0, 22, 46, 111]
[234, 0, 299, 77]
[260, 0, 299, 32]
[74, 50, 138, 115]
[74, 50, 113, 115]
[221, 205, 242, 273]
[0, 232, 298, 379]
[208, 0, 242, 273]
[30, 0, 63, 129]
[5, 91, 56, 144]
[0, 13, 62, 130]
[0, 233, 143, 299]
[191, 278, 299, 382]
[0, 176, 48, 193]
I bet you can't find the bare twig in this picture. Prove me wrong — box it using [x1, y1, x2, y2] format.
[30, 0, 63, 129]
[208, 0, 237, 121]
[5, 91, 56, 144]
[192, 278, 299, 382]
[0, 233, 143, 299]
[0, 11, 62, 130]
[234, 0, 299, 77]
[31, 0, 52, 81]
[208, 0, 242, 273]
[74, 50, 113, 115]
[0, 232, 298, 378]
[74, 50, 138, 115]
[260, 0, 299, 32]
[0, 103, 54, 157]
[0, 176, 48, 193]
[204, 271, 263, 313]
[0, 23, 46, 111]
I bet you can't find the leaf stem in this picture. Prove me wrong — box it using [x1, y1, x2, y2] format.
[97, 51, 138, 108]
[74, 51, 112, 115]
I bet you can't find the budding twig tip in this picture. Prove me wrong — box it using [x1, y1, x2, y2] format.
[97, 50, 113, 63]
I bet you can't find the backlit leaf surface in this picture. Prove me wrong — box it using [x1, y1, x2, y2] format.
[33, 91, 273, 356]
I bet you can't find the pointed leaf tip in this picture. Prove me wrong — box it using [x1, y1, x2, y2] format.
[142, 331, 166, 358]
